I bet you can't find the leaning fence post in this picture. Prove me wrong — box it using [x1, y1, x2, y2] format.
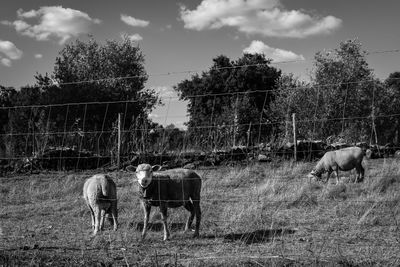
[117, 113, 122, 170]
[292, 113, 297, 161]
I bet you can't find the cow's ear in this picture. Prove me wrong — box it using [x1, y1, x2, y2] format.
[126, 165, 137, 172]
[152, 165, 162, 172]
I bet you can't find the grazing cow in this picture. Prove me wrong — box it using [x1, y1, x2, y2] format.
[127, 164, 201, 241]
[308, 146, 365, 184]
[83, 174, 118, 235]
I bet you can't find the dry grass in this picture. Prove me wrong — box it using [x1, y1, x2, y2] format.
[1, 158, 400, 266]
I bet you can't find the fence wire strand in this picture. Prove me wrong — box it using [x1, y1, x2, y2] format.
[2, 51, 400, 265]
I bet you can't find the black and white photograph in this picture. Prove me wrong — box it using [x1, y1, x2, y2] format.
[1, 0, 400, 266]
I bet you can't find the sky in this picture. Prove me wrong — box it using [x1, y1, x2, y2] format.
[1, 0, 400, 129]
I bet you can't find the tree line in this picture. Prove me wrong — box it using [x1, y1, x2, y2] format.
[1, 37, 400, 162]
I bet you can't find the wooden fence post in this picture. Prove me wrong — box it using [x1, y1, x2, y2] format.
[117, 113, 122, 170]
[292, 113, 297, 161]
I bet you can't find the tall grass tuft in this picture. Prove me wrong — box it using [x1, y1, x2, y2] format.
[372, 175, 399, 193]
[323, 183, 348, 200]
[285, 183, 319, 208]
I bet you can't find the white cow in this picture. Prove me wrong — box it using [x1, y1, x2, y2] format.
[308, 146, 365, 184]
[83, 174, 118, 235]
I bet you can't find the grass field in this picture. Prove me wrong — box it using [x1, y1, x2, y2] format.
[1, 158, 400, 266]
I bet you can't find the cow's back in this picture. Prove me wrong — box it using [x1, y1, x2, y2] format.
[156, 168, 201, 200]
[84, 175, 116, 205]
[333, 147, 363, 170]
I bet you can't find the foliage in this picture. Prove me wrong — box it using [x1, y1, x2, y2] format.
[1, 37, 161, 159]
[310, 39, 375, 143]
[174, 53, 281, 149]
[271, 39, 382, 144]
[376, 72, 400, 144]
[2, 38, 400, 161]
[270, 73, 315, 142]
[0, 86, 18, 157]
[267, 39, 400, 146]
[38, 36, 159, 130]
[0, 86, 18, 135]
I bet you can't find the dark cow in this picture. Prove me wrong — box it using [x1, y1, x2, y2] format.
[127, 164, 202, 241]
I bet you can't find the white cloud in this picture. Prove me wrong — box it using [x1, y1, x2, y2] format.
[0, 40, 23, 60]
[34, 54, 43, 59]
[0, 40, 23, 67]
[160, 24, 173, 32]
[121, 14, 149, 27]
[180, 0, 342, 38]
[124, 33, 143, 42]
[3, 6, 101, 44]
[148, 113, 160, 119]
[170, 121, 187, 130]
[1, 58, 12, 67]
[243, 40, 305, 62]
[153, 86, 177, 98]
[17, 8, 37, 18]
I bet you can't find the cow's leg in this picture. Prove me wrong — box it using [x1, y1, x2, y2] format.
[141, 201, 151, 240]
[354, 166, 360, 183]
[326, 170, 332, 183]
[107, 211, 113, 228]
[87, 204, 95, 230]
[109, 201, 118, 231]
[333, 167, 340, 184]
[355, 164, 365, 183]
[100, 209, 106, 231]
[192, 199, 201, 238]
[93, 206, 101, 235]
[360, 164, 365, 182]
[160, 202, 170, 241]
[183, 201, 195, 233]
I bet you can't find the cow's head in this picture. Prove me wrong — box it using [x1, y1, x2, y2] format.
[126, 164, 162, 188]
[308, 169, 323, 180]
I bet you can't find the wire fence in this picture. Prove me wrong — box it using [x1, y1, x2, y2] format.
[1, 84, 399, 171]
[2, 159, 400, 263]
[2, 51, 400, 265]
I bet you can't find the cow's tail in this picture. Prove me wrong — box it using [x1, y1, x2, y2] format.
[100, 176, 110, 197]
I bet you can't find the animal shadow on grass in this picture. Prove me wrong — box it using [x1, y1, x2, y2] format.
[134, 222, 186, 232]
[222, 228, 296, 245]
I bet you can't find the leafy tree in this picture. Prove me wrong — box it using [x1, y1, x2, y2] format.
[0, 86, 17, 157]
[32, 37, 160, 156]
[378, 72, 400, 144]
[163, 124, 186, 152]
[310, 39, 375, 143]
[174, 54, 281, 149]
[5, 36, 161, 159]
[0, 86, 17, 132]
[3, 85, 58, 158]
[270, 74, 315, 143]
[36, 36, 159, 130]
